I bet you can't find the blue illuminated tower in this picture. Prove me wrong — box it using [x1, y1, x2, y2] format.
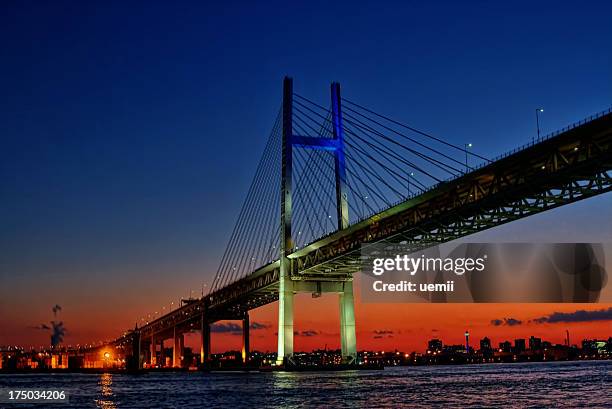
[276, 77, 356, 366]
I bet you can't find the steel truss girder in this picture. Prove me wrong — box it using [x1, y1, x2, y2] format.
[290, 114, 612, 276]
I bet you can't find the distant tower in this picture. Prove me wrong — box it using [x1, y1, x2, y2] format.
[566, 330, 570, 347]
[465, 330, 470, 353]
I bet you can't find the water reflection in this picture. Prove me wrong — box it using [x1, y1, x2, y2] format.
[96, 373, 116, 409]
[271, 371, 300, 389]
[0, 361, 608, 408]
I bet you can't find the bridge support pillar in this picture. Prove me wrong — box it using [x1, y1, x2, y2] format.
[172, 327, 183, 368]
[150, 335, 156, 367]
[131, 330, 142, 370]
[278, 76, 295, 366]
[339, 280, 357, 364]
[180, 335, 184, 366]
[276, 272, 294, 365]
[200, 314, 210, 367]
[242, 312, 250, 365]
[159, 339, 165, 367]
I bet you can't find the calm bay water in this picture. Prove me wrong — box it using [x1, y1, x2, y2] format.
[0, 361, 610, 408]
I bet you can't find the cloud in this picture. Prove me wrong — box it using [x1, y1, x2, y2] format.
[294, 330, 319, 337]
[249, 322, 269, 330]
[490, 318, 523, 326]
[211, 321, 270, 334]
[211, 323, 242, 334]
[532, 307, 612, 324]
[373, 329, 394, 335]
[373, 329, 394, 339]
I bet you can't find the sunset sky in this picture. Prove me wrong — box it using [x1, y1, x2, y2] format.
[1, 1, 611, 352]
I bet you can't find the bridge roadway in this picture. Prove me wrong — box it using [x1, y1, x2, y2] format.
[112, 108, 612, 367]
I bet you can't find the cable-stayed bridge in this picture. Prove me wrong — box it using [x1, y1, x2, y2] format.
[108, 78, 611, 369]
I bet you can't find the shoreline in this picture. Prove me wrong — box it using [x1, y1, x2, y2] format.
[1, 358, 609, 374]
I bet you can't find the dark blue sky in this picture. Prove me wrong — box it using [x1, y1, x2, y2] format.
[1, 1, 611, 340]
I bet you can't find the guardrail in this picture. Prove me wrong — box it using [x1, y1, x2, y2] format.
[474, 107, 612, 169]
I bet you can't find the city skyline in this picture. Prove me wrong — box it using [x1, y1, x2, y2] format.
[3, 326, 610, 371]
[6, 317, 610, 355]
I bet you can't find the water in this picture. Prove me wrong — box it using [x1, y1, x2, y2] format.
[0, 361, 610, 408]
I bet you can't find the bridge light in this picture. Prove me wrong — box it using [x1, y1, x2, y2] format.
[464, 144, 472, 172]
[535, 108, 544, 142]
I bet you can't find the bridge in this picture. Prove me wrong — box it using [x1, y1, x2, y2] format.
[107, 78, 611, 370]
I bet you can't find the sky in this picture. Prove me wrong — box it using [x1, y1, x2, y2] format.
[0, 0, 611, 352]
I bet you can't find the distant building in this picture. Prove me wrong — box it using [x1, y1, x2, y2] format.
[529, 336, 542, 351]
[514, 339, 526, 353]
[582, 339, 608, 353]
[443, 345, 466, 354]
[479, 337, 493, 358]
[499, 341, 512, 353]
[582, 339, 597, 352]
[428, 339, 443, 353]
[480, 337, 492, 352]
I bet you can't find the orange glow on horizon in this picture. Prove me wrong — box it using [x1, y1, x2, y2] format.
[2, 288, 610, 354]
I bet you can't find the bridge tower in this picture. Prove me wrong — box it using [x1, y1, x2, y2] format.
[276, 77, 357, 365]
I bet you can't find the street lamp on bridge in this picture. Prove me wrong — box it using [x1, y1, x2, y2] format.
[464, 143, 472, 173]
[535, 108, 544, 143]
[408, 171, 414, 195]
